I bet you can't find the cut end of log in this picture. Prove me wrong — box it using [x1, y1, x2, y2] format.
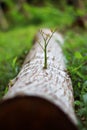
[0, 96, 78, 130]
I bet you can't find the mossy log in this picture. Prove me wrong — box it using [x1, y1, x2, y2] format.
[0, 29, 78, 130]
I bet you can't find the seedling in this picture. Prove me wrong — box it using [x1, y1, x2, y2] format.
[38, 29, 55, 69]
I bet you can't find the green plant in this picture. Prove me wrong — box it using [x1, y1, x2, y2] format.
[0, 26, 37, 98]
[38, 29, 55, 69]
[63, 30, 87, 130]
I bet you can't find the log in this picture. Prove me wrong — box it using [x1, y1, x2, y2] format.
[0, 29, 78, 130]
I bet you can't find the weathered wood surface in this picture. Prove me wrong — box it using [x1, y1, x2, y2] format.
[3, 29, 77, 125]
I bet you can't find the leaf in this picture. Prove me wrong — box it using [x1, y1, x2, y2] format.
[83, 94, 87, 106]
[12, 57, 17, 68]
[83, 81, 87, 88]
[74, 100, 81, 106]
[4, 87, 8, 94]
[74, 52, 83, 59]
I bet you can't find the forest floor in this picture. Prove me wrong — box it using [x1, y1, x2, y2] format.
[0, 5, 87, 130]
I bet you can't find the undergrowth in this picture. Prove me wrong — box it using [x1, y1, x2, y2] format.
[63, 30, 87, 130]
[0, 26, 37, 97]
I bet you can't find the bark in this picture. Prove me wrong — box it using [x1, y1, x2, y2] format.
[0, 29, 78, 130]
[0, 6, 9, 30]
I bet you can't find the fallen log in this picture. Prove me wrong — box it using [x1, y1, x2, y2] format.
[0, 29, 78, 130]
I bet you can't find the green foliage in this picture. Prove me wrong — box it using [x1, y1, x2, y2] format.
[0, 26, 37, 97]
[0, 2, 87, 129]
[8, 9, 26, 26]
[1, 3, 76, 29]
[63, 30, 87, 129]
[76, 9, 86, 17]
[5, 0, 14, 7]
[12, 57, 17, 69]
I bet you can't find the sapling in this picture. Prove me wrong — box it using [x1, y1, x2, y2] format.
[38, 29, 55, 69]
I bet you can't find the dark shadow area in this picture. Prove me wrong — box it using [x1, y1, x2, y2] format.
[0, 96, 78, 130]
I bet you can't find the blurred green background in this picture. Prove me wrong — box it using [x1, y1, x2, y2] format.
[0, 0, 87, 129]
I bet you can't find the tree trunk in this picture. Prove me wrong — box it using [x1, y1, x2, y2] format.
[73, 0, 84, 9]
[17, 0, 30, 19]
[0, 6, 9, 30]
[72, 0, 87, 28]
[0, 29, 78, 130]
